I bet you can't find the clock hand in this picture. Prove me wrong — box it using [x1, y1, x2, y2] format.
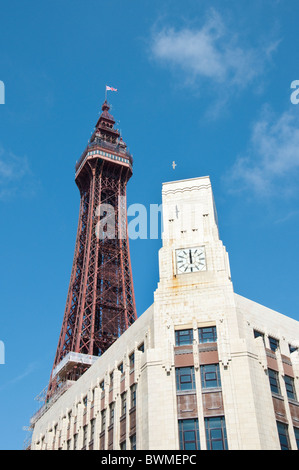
[189, 250, 192, 264]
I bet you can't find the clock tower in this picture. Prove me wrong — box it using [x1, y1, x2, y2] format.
[156, 176, 231, 288]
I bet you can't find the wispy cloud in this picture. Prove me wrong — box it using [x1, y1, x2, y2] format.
[0, 362, 39, 392]
[274, 210, 299, 225]
[0, 146, 38, 200]
[150, 9, 279, 111]
[226, 106, 299, 198]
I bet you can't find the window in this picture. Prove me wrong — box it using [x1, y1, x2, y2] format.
[130, 434, 136, 450]
[269, 336, 279, 352]
[101, 410, 106, 432]
[90, 419, 95, 442]
[200, 364, 221, 389]
[294, 427, 299, 449]
[289, 344, 298, 354]
[121, 392, 127, 416]
[110, 372, 114, 389]
[284, 375, 297, 401]
[118, 362, 123, 373]
[253, 330, 265, 344]
[138, 343, 144, 352]
[100, 380, 104, 391]
[130, 384, 137, 409]
[83, 425, 88, 448]
[277, 422, 290, 450]
[129, 352, 135, 369]
[109, 403, 115, 426]
[198, 326, 217, 344]
[178, 419, 200, 450]
[268, 369, 281, 395]
[83, 396, 88, 407]
[205, 416, 228, 450]
[74, 434, 78, 450]
[175, 329, 193, 346]
[120, 440, 126, 450]
[176, 367, 196, 392]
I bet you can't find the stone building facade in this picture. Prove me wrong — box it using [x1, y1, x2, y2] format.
[30, 176, 299, 450]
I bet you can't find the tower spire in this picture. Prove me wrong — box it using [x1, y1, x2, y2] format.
[93, 100, 120, 144]
[47, 100, 136, 400]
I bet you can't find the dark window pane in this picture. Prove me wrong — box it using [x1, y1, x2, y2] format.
[201, 364, 221, 389]
[268, 369, 281, 395]
[205, 416, 228, 451]
[198, 326, 217, 343]
[178, 419, 200, 450]
[269, 336, 279, 352]
[176, 367, 196, 391]
[289, 344, 298, 354]
[277, 422, 290, 450]
[284, 375, 297, 401]
[175, 329, 193, 346]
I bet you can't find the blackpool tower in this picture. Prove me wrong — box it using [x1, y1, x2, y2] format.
[47, 100, 137, 398]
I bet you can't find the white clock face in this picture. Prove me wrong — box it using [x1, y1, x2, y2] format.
[176, 247, 206, 274]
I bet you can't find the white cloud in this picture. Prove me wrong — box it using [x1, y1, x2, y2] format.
[227, 107, 299, 197]
[0, 146, 37, 200]
[150, 10, 278, 95]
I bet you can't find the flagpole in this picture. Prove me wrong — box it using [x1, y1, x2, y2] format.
[105, 85, 107, 102]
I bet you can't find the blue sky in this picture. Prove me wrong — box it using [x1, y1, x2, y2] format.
[0, 0, 299, 449]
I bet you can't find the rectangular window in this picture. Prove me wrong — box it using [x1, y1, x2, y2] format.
[284, 375, 297, 401]
[101, 409, 106, 432]
[205, 416, 228, 450]
[178, 419, 200, 450]
[268, 369, 281, 395]
[120, 440, 126, 450]
[175, 329, 193, 346]
[138, 342, 144, 352]
[198, 326, 217, 344]
[176, 366, 196, 392]
[121, 392, 127, 416]
[269, 336, 279, 352]
[130, 384, 137, 408]
[277, 421, 290, 450]
[90, 419, 95, 442]
[200, 364, 221, 389]
[130, 434, 136, 450]
[294, 427, 299, 450]
[118, 362, 123, 373]
[83, 425, 88, 447]
[129, 352, 135, 369]
[109, 403, 115, 426]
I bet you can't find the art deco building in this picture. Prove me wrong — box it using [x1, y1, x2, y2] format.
[30, 176, 299, 450]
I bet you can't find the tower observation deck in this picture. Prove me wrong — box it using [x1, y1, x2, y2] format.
[46, 100, 137, 400]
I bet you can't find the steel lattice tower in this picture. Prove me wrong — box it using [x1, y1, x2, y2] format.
[47, 100, 137, 398]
